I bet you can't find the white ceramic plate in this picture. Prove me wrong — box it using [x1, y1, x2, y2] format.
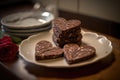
[2, 25, 51, 33]
[1, 11, 54, 29]
[19, 30, 112, 68]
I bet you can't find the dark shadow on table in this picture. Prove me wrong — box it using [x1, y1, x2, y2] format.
[25, 52, 115, 78]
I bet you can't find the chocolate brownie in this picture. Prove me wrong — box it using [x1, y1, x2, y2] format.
[53, 19, 81, 31]
[52, 34, 82, 47]
[53, 27, 80, 39]
[35, 40, 63, 60]
[35, 40, 52, 54]
[52, 17, 66, 26]
[52, 17, 82, 47]
[35, 47, 63, 60]
[63, 44, 96, 64]
[53, 19, 81, 38]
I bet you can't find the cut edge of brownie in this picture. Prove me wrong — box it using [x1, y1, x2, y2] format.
[65, 51, 96, 64]
[53, 27, 81, 39]
[52, 34, 82, 48]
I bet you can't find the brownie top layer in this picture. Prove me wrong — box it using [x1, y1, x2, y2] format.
[35, 40, 53, 54]
[63, 44, 96, 64]
[35, 40, 63, 60]
[36, 47, 63, 56]
[53, 17, 81, 31]
[53, 17, 66, 24]
[53, 17, 66, 28]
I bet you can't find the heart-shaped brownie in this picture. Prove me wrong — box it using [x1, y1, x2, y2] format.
[35, 40, 63, 60]
[53, 18, 81, 31]
[53, 18, 81, 37]
[63, 44, 96, 64]
[53, 17, 82, 48]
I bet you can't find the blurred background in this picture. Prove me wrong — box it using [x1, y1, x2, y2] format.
[39, 0, 120, 23]
[1, 0, 120, 23]
[0, 0, 120, 38]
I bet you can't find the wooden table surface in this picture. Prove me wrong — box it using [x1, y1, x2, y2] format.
[0, 1, 120, 80]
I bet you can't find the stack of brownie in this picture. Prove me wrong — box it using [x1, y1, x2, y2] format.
[35, 18, 96, 64]
[52, 17, 82, 47]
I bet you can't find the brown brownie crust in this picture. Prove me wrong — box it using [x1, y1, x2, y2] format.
[53, 27, 81, 39]
[35, 40, 63, 60]
[35, 47, 63, 60]
[35, 40, 52, 54]
[63, 44, 96, 64]
[53, 19, 81, 31]
[52, 34, 82, 47]
[52, 17, 82, 48]
[53, 22, 81, 38]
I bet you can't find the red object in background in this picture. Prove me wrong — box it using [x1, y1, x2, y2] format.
[0, 36, 18, 61]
